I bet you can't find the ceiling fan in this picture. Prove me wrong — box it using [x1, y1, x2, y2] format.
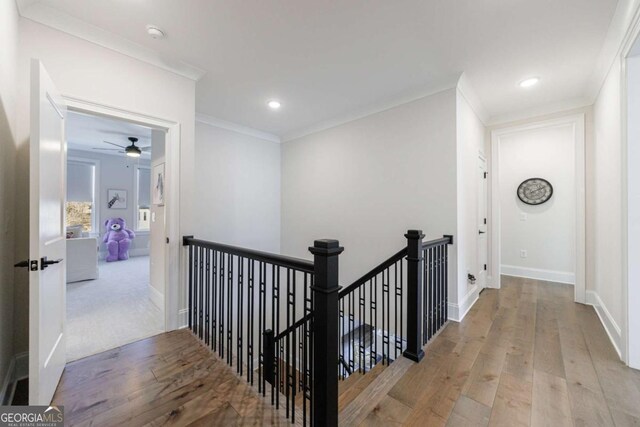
[92, 137, 150, 158]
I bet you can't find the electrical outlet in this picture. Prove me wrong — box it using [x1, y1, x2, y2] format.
[520, 250, 527, 258]
[520, 212, 527, 221]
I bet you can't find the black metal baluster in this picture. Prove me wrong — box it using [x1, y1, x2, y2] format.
[291, 270, 297, 420]
[248, 259, 254, 384]
[258, 262, 265, 393]
[198, 246, 204, 340]
[368, 278, 374, 370]
[205, 249, 211, 346]
[212, 250, 217, 351]
[228, 254, 234, 365]
[219, 251, 225, 358]
[238, 256, 244, 374]
[386, 267, 390, 363]
[188, 244, 193, 332]
[373, 276, 378, 366]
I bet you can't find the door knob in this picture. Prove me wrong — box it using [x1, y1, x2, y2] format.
[14, 260, 29, 268]
[41, 256, 63, 270]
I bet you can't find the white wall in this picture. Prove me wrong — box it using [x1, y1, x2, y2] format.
[14, 19, 196, 353]
[455, 88, 488, 318]
[67, 149, 151, 257]
[281, 89, 458, 295]
[498, 124, 576, 283]
[193, 121, 281, 253]
[0, 0, 19, 401]
[592, 58, 624, 354]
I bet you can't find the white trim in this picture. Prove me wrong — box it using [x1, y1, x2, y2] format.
[447, 284, 480, 322]
[621, 11, 640, 369]
[64, 95, 181, 332]
[587, 0, 640, 102]
[16, 1, 205, 81]
[1, 358, 15, 405]
[500, 266, 575, 285]
[178, 308, 189, 329]
[490, 114, 586, 305]
[281, 74, 461, 142]
[457, 73, 490, 125]
[149, 285, 164, 310]
[586, 291, 623, 359]
[195, 113, 280, 143]
[488, 97, 592, 127]
[1, 352, 29, 405]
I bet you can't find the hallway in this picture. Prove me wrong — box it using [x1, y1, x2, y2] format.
[344, 276, 640, 426]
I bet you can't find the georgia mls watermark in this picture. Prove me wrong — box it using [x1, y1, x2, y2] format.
[0, 406, 64, 427]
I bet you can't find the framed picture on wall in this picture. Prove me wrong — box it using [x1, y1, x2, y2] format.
[153, 163, 165, 206]
[107, 189, 127, 209]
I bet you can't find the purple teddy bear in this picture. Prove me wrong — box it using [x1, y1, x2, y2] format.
[103, 218, 135, 262]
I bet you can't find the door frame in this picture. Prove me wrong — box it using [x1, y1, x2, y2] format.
[63, 95, 182, 331]
[621, 17, 640, 368]
[477, 152, 488, 290]
[489, 114, 586, 304]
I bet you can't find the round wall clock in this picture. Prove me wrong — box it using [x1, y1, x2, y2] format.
[517, 178, 553, 205]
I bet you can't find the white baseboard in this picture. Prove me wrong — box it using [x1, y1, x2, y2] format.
[1, 352, 29, 405]
[448, 284, 480, 322]
[501, 265, 575, 285]
[148, 285, 164, 310]
[178, 308, 189, 329]
[586, 290, 622, 359]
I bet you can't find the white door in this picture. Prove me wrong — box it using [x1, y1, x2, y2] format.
[29, 60, 67, 405]
[477, 156, 488, 289]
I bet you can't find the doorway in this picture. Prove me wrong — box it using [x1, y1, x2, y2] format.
[64, 111, 165, 361]
[490, 115, 586, 303]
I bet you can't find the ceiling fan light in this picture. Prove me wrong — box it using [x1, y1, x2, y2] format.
[125, 145, 142, 157]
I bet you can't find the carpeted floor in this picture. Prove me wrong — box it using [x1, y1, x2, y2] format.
[66, 256, 164, 361]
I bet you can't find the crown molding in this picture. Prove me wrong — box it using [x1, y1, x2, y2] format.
[16, 0, 206, 81]
[456, 73, 490, 125]
[586, 0, 640, 101]
[487, 96, 592, 127]
[281, 74, 461, 142]
[195, 113, 281, 143]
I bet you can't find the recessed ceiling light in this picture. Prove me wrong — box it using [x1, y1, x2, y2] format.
[146, 25, 165, 39]
[267, 100, 281, 110]
[519, 77, 540, 88]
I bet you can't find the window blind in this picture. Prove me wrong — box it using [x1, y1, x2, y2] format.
[67, 161, 94, 202]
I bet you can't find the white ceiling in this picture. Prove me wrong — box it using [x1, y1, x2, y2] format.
[67, 111, 152, 158]
[24, 0, 618, 137]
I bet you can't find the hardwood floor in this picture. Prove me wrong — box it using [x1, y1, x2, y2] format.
[343, 276, 640, 426]
[52, 330, 288, 426]
[53, 276, 640, 426]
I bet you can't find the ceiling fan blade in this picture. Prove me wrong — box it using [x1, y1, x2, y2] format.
[140, 146, 152, 152]
[103, 140, 126, 149]
[93, 147, 122, 151]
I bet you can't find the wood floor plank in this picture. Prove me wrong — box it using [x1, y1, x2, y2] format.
[446, 395, 491, 427]
[488, 372, 532, 427]
[531, 369, 573, 427]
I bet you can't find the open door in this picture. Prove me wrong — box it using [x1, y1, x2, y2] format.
[29, 59, 67, 404]
[477, 156, 488, 289]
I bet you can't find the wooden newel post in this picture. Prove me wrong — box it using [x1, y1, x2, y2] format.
[403, 229, 425, 362]
[309, 239, 343, 427]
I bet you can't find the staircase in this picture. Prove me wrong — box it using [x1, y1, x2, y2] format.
[182, 230, 453, 426]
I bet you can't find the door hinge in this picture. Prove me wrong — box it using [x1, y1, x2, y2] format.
[484, 172, 488, 179]
[484, 264, 487, 271]
[484, 218, 487, 225]
[166, 237, 170, 244]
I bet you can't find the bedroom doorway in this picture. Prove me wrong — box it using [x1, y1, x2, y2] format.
[64, 110, 166, 361]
